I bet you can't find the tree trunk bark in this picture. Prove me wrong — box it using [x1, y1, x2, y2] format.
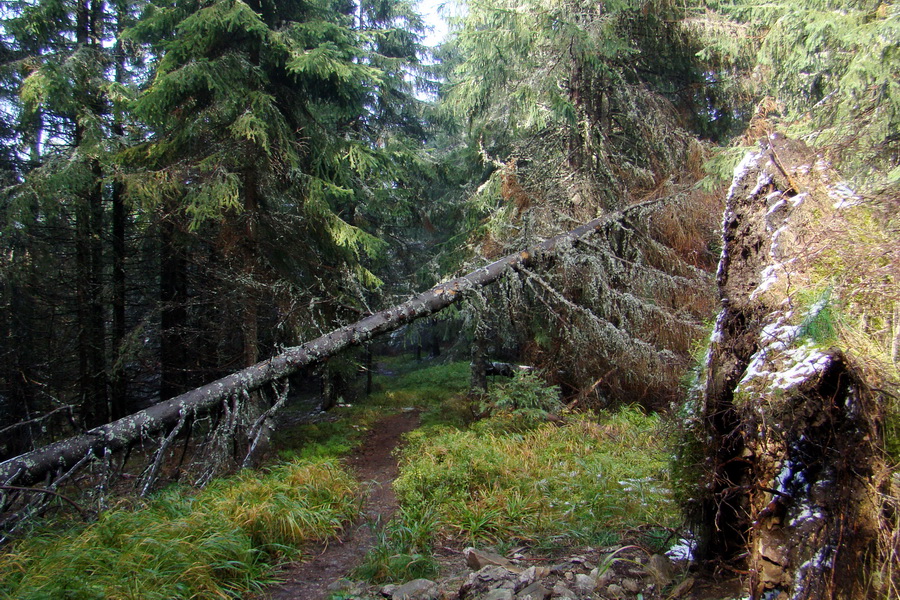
[470, 326, 488, 396]
[0, 201, 662, 487]
[160, 212, 189, 400]
[109, 11, 128, 420]
[73, 156, 108, 429]
[72, 0, 108, 428]
[364, 344, 373, 396]
[0, 280, 36, 460]
[110, 161, 127, 419]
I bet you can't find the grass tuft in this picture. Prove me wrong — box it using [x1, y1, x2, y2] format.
[389, 406, 677, 549]
[0, 458, 359, 600]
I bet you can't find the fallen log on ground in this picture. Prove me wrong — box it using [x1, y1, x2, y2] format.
[0, 200, 663, 488]
[484, 362, 534, 377]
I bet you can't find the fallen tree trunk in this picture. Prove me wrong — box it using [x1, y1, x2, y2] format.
[485, 362, 534, 377]
[0, 202, 659, 488]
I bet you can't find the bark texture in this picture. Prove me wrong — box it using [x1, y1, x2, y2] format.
[694, 135, 889, 599]
[0, 203, 659, 488]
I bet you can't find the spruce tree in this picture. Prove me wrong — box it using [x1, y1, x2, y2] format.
[125, 0, 428, 395]
[1, 0, 146, 429]
[692, 0, 899, 188]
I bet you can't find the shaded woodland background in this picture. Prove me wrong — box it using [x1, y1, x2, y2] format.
[0, 0, 898, 594]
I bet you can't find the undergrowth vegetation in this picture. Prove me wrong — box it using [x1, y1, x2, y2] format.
[0, 356, 682, 594]
[359, 400, 677, 582]
[0, 459, 358, 600]
[396, 409, 674, 544]
[274, 408, 383, 460]
[370, 359, 471, 401]
[368, 359, 473, 427]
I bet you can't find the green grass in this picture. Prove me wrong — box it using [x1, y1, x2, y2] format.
[357, 404, 678, 581]
[393, 407, 676, 546]
[353, 508, 440, 583]
[272, 359, 472, 462]
[369, 358, 470, 403]
[0, 356, 681, 596]
[368, 359, 472, 427]
[0, 459, 359, 600]
[274, 414, 367, 460]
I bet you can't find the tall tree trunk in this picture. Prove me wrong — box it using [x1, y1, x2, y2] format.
[73, 157, 108, 428]
[72, 0, 108, 429]
[364, 344, 373, 396]
[470, 326, 488, 396]
[109, 8, 128, 419]
[160, 212, 188, 400]
[241, 169, 260, 368]
[110, 177, 127, 418]
[88, 159, 107, 425]
[0, 280, 35, 460]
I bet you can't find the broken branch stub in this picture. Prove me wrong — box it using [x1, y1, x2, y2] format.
[0, 202, 660, 488]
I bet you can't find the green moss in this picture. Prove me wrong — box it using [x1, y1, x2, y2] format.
[885, 400, 900, 464]
[796, 288, 838, 346]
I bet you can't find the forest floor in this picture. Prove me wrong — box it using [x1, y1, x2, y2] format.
[0, 358, 747, 600]
[262, 409, 422, 600]
[254, 372, 746, 600]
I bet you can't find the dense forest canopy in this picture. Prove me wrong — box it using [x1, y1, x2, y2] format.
[0, 0, 897, 595]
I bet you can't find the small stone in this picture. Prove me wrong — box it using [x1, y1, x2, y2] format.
[328, 578, 353, 591]
[465, 547, 515, 571]
[563, 571, 574, 581]
[381, 584, 398, 597]
[573, 574, 596, 595]
[477, 565, 517, 583]
[605, 584, 626, 599]
[483, 589, 515, 600]
[621, 578, 641, 593]
[438, 576, 467, 599]
[517, 582, 551, 600]
[759, 558, 786, 586]
[460, 566, 518, 599]
[517, 566, 550, 588]
[392, 578, 438, 600]
[551, 583, 575, 599]
[646, 553, 676, 586]
[591, 568, 612, 587]
[668, 577, 694, 598]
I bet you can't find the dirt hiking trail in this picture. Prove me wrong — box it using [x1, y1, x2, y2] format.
[264, 410, 420, 600]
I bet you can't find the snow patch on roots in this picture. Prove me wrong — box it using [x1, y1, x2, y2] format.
[748, 190, 809, 301]
[727, 151, 764, 201]
[735, 310, 832, 399]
